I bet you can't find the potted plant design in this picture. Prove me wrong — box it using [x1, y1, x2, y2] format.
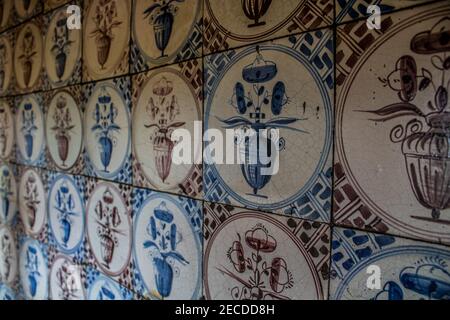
[241, 0, 272, 28]
[219, 47, 307, 198]
[143, 0, 185, 58]
[23, 174, 40, 229]
[0, 168, 12, 221]
[363, 18, 450, 221]
[0, 106, 9, 156]
[51, 13, 73, 82]
[0, 44, 6, 90]
[0, 233, 12, 281]
[95, 188, 123, 269]
[143, 201, 189, 298]
[56, 260, 81, 300]
[91, 89, 120, 173]
[18, 28, 36, 87]
[54, 181, 78, 248]
[25, 246, 41, 298]
[145, 77, 185, 183]
[90, 0, 122, 69]
[20, 103, 37, 159]
[218, 224, 293, 300]
[51, 96, 74, 167]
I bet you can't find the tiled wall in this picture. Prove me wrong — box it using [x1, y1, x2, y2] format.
[0, 0, 449, 300]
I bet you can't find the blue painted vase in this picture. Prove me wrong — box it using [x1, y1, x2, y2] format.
[2, 195, 9, 220]
[98, 136, 112, 172]
[55, 52, 66, 81]
[153, 11, 174, 58]
[60, 217, 71, 247]
[29, 273, 37, 297]
[24, 133, 33, 159]
[153, 256, 173, 298]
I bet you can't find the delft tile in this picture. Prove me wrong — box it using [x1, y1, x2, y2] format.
[48, 253, 85, 300]
[335, 0, 440, 24]
[83, 77, 132, 184]
[83, 0, 131, 82]
[13, 18, 45, 94]
[43, 3, 82, 90]
[0, 98, 16, 164]
[12, 0, 43, 23]
[18, 237, 49, 300]
[45, 0, 73, 12]
[131, 187, 203, 300]
[130, 0, 203, 73]
[14, 94, 46, 168]
[43, 86, 85, 174]
[334, 3, 450, 245]
[0, 31, 14, 97]
[0, 162, 18, 227]
[0, 224, 20, 298]
[203, 0, 334, 55]
[204, 31, 334, 221]
[203, 202, 331, 300]
[82, 266, 138, 300]
[330, 227, 450, 300]
[83, 178, 134, 288]
[0, 0, 13, 32]
[17, 166, 48, 243]
[46, 172, 86, 264]
[132, 59, 202, 198]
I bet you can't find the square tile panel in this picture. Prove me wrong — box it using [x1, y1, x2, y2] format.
[203, 202, 331, 300]
[16, 165, 48, 243]
[334, 2, 450, 245]
[13, 18, 45, 95]
[82, 77, 132, 185]
[132, 58, 202, 199]
[330, 227, 450, 300]
[203, 0, 334, 55]
[0, 163, 18, 227]
[43, 86, 85, 175]
[42, 2, 82, 90]
[204, 30, 334, 222]
[130, 0, 203, 73]
[17, 237, 49, 300]
[0, 31, 15, 97]
[83, 0, 130, 81]
[15, 94, 46, 168]
[82, 178, 134, 290]
[131, 187, 203, 300]
[335, 0, 440, 24]
[0, 224, 20, 300]
[0, 98, 16, 164]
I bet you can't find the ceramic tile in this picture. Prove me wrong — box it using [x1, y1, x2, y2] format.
[83, 77, 132, 184]
[334, 3, 450, 244]
[203, 0, 334, 55]
[132, 187, 203, 300]
[17, 166, 48, 242]
[330, 227, 450, 300]
[0, 163, 18, 226]
[203, 202, 331, 300]
[13, 0, 43, 22]
[0, 283, 18, 300]
[335, 0, 439, 24]
[13, 19, 45, 94]
[48, 253, 85, 300]
[82, 266, 138, 300]
[0, 224, 19, 297]
[43, 3, 82, 90]
[15, 94, 46, 167]
[130, 0, 203, 73]
[83, 178, 134, 288]
[83, 0, 130, 81]
[0, 98, 16, 164]
[18, 237, 49, 300]
[46, 172, 86, 263]
[204, 31, 334, 221]
[0, 0, 14, 32]
[44, 86, 85, 174]
[132, 59, 202, 198]
[0, 31, 14, 97]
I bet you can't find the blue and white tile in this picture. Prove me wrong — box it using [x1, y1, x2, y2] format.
[330, 228, 450, 300]
[204, 30, 334, 221]
[83, 266, 137, 300]
[132, 188, 203, 300]
[0, 224, 19, 294]
[0, 98, 16, 163]
[15, 94, 46, 167]
[0, 163, 17, 226]
[18, 237, 48, 300]
[48, 253, 85, 300]
[83, 77, 132, 184]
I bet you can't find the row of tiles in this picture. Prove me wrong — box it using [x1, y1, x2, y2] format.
[1, 3, 450, 246]
[0, 166, 448, 300]
[0, 0, 446, 95]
